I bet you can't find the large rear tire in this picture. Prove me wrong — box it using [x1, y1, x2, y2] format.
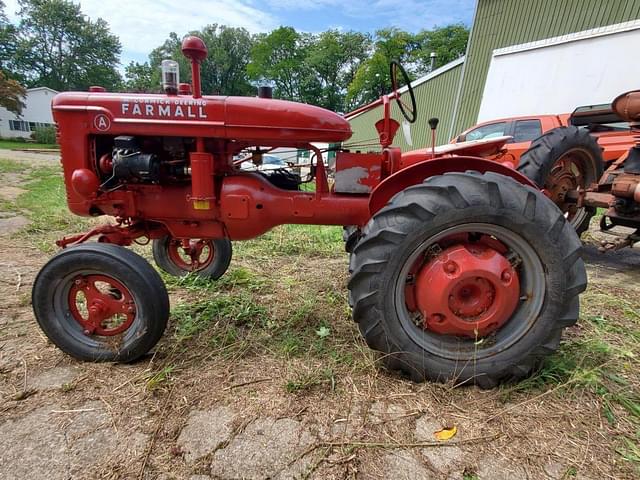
[517, 126, 604, 236]
[348, 172, 586, 388]
[32, 243, 170, 362]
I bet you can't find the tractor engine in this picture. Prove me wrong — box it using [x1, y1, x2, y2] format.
[96, 135, 193, 187]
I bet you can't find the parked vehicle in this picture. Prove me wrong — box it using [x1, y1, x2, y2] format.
[239, 154, 290, 171]
[453, 108, 634, 167]
[32, 40, 585, 388]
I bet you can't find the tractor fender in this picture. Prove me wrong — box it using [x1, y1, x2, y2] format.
[369, 156, 537, 215]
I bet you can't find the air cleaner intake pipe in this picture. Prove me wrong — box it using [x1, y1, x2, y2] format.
[181, 36, 208, 99]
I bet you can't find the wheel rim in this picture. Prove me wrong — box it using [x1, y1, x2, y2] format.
[52, 270, 142, 349]
[167, 238, 215, 272]
[544, 149, 592, 227]
[395, 223, 545, 362]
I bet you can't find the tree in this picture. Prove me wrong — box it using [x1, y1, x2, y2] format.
[0, 0, 17, 74]
[248, 26, 317, 103]
[130, 26, 256, 96]
[13, 0, 122, 91]
[306, 30, 370, 112]
[198, 24, 254, 96]
[413, 24, 469, 73]
[124, 61, 157, 93]
[0, 71, 26, 115]
[346, 28, 418, 108]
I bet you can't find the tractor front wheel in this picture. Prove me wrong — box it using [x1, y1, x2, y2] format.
[152, 236, 232, 279]
[348, 172, 586, 388]
[32, 243, 169, 362]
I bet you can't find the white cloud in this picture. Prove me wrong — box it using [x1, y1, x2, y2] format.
[4, 0, 278, 65]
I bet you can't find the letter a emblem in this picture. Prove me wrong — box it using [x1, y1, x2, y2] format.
[94, 114, 111, 131]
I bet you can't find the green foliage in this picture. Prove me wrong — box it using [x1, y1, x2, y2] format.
[13, 0, 122, 91]
[127, 25, 256, 96]
[0, 0, 17, 74]
[31, 125, 56, 144]
[0, 71, 25, 115]
[305, 30, 370, 112]
[346, 24, 469, 108]
[248, 27, 316, 102]
[413, 24, 469, 70]
[124, 61, 157, 93]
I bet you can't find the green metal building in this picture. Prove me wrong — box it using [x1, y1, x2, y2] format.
[345, 0, 640, 151]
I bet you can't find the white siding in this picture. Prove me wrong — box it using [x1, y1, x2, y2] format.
[478, 23, 640, 122]
[0, 87, 57, 139]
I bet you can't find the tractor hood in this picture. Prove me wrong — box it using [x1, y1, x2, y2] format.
[52, 92, 353, 144]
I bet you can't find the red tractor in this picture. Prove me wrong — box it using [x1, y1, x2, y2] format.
[32, 37, 585, 388]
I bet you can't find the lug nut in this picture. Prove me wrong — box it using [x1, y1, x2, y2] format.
[501, 271, 512, 283]
[444, 261, 457, 274]
[430, 313, 445, 324]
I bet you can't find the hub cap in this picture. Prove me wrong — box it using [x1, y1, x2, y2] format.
[414, 244, 520, 337]
[68, 274, 136, 336]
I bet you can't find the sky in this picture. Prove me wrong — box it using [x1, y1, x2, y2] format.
[3, 0, 475, 67]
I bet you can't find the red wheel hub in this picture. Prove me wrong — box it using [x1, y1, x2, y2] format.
[413, 243, 520, 337]
[168, 238, 214, 271]
[68, 274, 136, 336]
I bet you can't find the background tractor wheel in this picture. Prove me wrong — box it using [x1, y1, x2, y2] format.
[32, 243, 169, 362]
[152, 236, 232, 279]
[348, 172, 586, 388]
[343, 226, 362, 254]
[517, 126, 604, 236]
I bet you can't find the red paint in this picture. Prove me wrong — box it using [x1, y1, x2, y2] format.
[413, 243, 520, 337]
[369, 156, 537, 215]
[68, 274, 136, 336]
[71, 168, 99, 198]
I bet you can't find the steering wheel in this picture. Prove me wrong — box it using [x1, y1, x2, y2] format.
[390, 60, 417, 124]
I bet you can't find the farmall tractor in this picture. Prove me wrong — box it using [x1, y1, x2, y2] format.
[32, 37, 586, 388]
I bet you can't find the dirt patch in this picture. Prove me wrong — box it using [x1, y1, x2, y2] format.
[0, 215, 30, 235]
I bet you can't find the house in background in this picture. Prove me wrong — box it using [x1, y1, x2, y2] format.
[0, 86, 57, 139]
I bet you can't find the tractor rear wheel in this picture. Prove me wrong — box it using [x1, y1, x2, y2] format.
[348, 172, 586, 388]
[517, 126, 604, 236]
[152, 236, 232, 279]
[32, 243, 169, 362]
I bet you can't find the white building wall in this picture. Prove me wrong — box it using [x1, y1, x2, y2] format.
[0, 87, 57, 139]
[478, 22, 640, 122]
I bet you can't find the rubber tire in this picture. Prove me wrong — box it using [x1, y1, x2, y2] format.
[343, 226, 362, 254]
[348, 171, 587, 388]
[152, 236, 232, 279]
[517, 126, 604, 236]
[32, 243, 170, 362]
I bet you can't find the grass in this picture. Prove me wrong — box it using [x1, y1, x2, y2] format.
[0, 158, 31, 174]
[0, 139, 58, 150]
[11, 163, 92, 251]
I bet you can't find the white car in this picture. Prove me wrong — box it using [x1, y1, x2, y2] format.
[240, 154, 291, 172]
